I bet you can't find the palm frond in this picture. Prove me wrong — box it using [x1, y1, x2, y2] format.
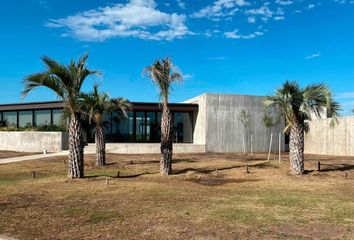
[23, 53, 100, 115]
[144, 57, 183, 105]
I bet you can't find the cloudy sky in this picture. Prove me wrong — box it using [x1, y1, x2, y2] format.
[1, 0, 354, 114]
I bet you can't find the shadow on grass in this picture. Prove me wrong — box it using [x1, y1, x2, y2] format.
[319, 164, 354, 172]
[85, 171, 157, 179]
[187, 178, 261, 186]
[173, 161, 278, 175]
[105, 158, 198, 167]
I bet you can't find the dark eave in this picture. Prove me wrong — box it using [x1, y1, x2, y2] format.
[0, 101, 64, 111]
[0, 101, 198, 112]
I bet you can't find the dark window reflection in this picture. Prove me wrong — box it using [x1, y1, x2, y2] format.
[173, 112, 193, 143]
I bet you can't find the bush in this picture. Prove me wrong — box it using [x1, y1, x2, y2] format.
[0, 125, 67, 132]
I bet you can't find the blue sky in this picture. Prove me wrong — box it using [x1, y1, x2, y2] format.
[1, 0, 354, 114]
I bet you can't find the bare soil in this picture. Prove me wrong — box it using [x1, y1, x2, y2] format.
[0, 151, 38, 159]
[0, 152, 353, 239]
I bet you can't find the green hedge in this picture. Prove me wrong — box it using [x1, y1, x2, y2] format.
[0, 125, 67, 132]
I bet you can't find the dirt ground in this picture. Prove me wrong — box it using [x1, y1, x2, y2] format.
[0, 151, 38, 159]
[0, 152, 353, 240]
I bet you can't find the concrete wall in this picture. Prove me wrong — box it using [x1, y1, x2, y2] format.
[186, 94, 285, 153]
[185, 95, 208, 145]
[0, 131, 68, 152]
[84, 143, 206, 154]
[305, 117, 354, 156]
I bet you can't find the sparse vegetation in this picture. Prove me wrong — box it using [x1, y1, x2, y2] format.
[144, 57, 183, 175]
[0, 152, 353, 239]
[22, 53, 100, 178]
[266, 81, 341, 175]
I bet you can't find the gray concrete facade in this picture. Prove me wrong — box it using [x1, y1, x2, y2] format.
[84, 143, 206, 154]
[305, 117, 354, 156]
[186, 94, 286, 153]
[0, 132, 68, 153]
[0, 93, 287, 154]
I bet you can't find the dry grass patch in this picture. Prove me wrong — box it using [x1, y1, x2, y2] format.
[0, 153, 353, 239]
[0, 151, 39, 159]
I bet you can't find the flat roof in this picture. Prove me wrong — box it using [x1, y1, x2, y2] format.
[0, 101, 198, 112]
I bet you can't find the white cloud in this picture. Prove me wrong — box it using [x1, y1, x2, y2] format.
[183, 73, 194, 79]
[46, 0, 190, 41]
[205, 56, 227, 60]
[246, 6, 274, 22]
[225, 29, 264, 39]
[306, 4, 315, 9]
[191, 0, 249, 19]
[247, 16, 256, 23]
[336, 92, 354, 99]
[305, 52, 321, 59]
[275, 0, 293, 6]
[274, 16, 285, 20]
[176, 0, 186, 9]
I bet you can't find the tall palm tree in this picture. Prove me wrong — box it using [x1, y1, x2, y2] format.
[144, 57, 183, 175]
[22, 53, 99, 178]
[265, 81, 340, 175]
[81, 85, 130, 166]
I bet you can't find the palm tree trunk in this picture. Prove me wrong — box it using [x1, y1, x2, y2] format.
[160, 105, 173, 175]
[289, 120, 305, 175]
[68, 113, 84, 178]
[95, 124, 106, 166]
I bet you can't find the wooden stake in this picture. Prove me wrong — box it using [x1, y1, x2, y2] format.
[106, 178, 109, 185]
[267, 133, 273, 161]
[250, 134, 253, 155]
[117, 171, 120, 178]
[242, 133, 246, 155]
[245, 165, 250, 174]
[278, 133, 281, 163]
[317, 161, 321, 172]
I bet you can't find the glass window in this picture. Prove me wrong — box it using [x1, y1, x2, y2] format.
[112, 111, 134, 142]
[157, 112, 162, 141]
[35, 110, 51, 126]
[53, 109, 63, 126]
[0, 112, 4, 127]
[103, 113, 112, 139]
[174, 112, 193, 143]
[19, 111, 33, 128]
[146, 112, 159, 143]
[135, 112, 145, 142]
[3, 112, 17, 128]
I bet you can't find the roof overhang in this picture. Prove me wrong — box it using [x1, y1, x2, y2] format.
[0, 101, 198, 112]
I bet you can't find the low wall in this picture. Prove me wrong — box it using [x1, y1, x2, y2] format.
[0, 131, 68, 153]
[84, 143, 206, 154]
[304, 117, 354, 156]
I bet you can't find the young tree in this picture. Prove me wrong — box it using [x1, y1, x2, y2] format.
[22, 53, 99, 178]
[144, 57, 183, 175]
[81, 85, 130, 166]
[263, 108, 281, 161]
[265, 81, 340, 175]
[237, 110, 252, 155]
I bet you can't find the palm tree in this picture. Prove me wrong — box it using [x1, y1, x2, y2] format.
[265, 81, 340, 175]
[144, 57, 183, 175]
[22, 53, 99, 178]
[81, 85, 130, 166]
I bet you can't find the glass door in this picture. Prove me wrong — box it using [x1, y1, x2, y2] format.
[135, 112, 145, 142]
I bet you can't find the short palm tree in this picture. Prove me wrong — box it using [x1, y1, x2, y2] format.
[81, 85, 130, 166]
[266, 81, 340, 175]
[144, 57, 183, 175]
[22, 53, 99, 178]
